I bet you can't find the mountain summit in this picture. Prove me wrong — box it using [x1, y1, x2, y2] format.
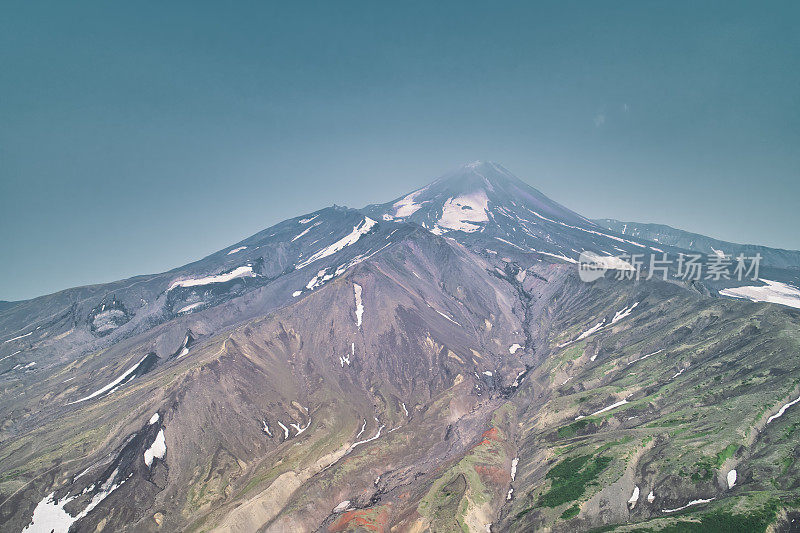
[367, 161, 592, 232]
[364, 161, 667, 264]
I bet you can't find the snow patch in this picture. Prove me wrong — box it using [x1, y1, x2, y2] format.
[143, 429, 166, 467]
[177, 302, 204, 314]
[176, 334, 191, 359]
[559, 302, 639, 347]
[290, 418, 311, 436]
[662, 498, 714, 513]
[169, 266, 255, 291]
[576, 399, 629, 420]
[296, 217, 377, 269]
[68, 354, 153, 404]
[767, 394, 800, 424]
[727, 469, 737, 489]
[628, 486, 640, 508]
[393, 186, 429, 218]
[353, 283, 364, 329]
[627, 349, 663, 366]
[435, 191, 489, 233]
[227, 246, 247, 255]
[508, 343, 522, 354]
[333, 501, 351, 513]
[23, 473, 129, 533]
[720, 279, 800, 309]
[356, 419, 367, 439]
[434, 308, 461, 326]
[348, 423, 384, 453]
[291, 221, 321, 242]
[4, 331, 32, 343]
[148, 413, 160, 425]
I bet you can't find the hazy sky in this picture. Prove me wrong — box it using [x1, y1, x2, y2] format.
[1, 1, 798, 301]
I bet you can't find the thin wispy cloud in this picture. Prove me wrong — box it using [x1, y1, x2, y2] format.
[594, 112, 606, 127]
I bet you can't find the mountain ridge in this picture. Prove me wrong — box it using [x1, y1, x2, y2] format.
[2, 162, 800, 532]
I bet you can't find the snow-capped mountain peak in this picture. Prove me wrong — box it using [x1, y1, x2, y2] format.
[363, 161, 653, 261]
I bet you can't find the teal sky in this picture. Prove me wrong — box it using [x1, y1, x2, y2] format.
[1, 1, 798, 301]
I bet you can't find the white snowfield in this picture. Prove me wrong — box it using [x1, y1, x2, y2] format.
[332, 500, 351, 513]
[525, 207, 647, 249]
[348, 423, 385, 453]
[298, 214, 319, 224]
[627, 349, 663, 366]
[168, 266, 255, 291]
[144, 429, 166, 468]
[291, 221, 321, 242]
[355, 419, 367, 439]
[353, 283, 364, 329]
[612, 302, 639, 324]
[575, 399, 629, 421]
[177, 302, 204, 314]
[559, 302, 639, 348]
[0, 350, 21, 362]
[432, 191, 490, 234]
[148, 413, 160, 425]
[68, 354, 152, 404]
[628, 486, 640, 507]
[719, 279, 800, 309]
[647, 490, 655, 503]
[226, 246, 247, 255]
[4, 331, 32, 343]
[296, 217, 377, 269]
[662, 498, 714, 513]
[392, 186, 429, 218]
[176, 334, 191, 358]
[290, 418, 311, 436]
[578, 322, 605, 343]
[306, 268, 333, 291]
[510, 457, 519, 481]
[534, 250, 579, 264]
[434, 308, 462, 326]
[508, 343, 522, 354]
[23, 471, 129, 533]
[727, 469, 737, 489]
[766, 394, 800, 424]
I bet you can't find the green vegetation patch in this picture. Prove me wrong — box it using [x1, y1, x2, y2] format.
[629, 501, 779, 533]
[686, 458, 715, 483]
[714, 444, 739, 467]
[557, 419, 590, 438]
[560, 504, 580, 519]
[538, 454, 613, 508]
